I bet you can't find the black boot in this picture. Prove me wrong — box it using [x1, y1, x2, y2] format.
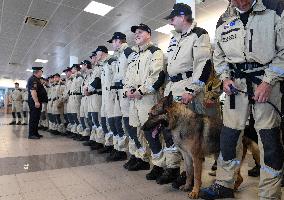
[199, 183, 234, 199]
[90, 142, 104, 150]
[211, 160, 217, 171]
[82, 140, 97, 146]
[123, 155, 137, 169]
[9, 121, 16, 125]
[146, 165, 164, 180]
[73, 134, 83, 140]
[106, 149, 117, 161]
[79, 136, 90, 141]
[16, 121, 22, 125]
[248, 165, 260, 177]
[97, 146, 113, 154]
[156, 167, 180, 185]
[128, 158, 150, 171]
[172, 171, 187, 189]
[107, 150, 127, 162]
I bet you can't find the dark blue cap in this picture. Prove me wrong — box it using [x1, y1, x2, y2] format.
[131, 23, 151, 34]
[95, 46, 108, 54]
[71, 64, 81, 71]
[81, 60, 92, 65]
[63, 67, 71, 73]
[107, 32, 127, 43]
[53, 73, 60, 77]
[164, 3, 192, 20]
[32, 66, 43, 71]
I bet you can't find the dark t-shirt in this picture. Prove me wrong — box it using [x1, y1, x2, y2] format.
[27, 75, 48, 104]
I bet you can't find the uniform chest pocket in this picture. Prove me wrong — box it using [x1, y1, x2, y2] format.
[221, 28, 240, 43]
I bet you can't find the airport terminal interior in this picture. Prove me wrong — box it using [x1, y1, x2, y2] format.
[0, 0, 283, 199]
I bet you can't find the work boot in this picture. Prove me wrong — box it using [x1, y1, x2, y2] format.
[146, 165, 164, 180]
[107, 150, 127, 162]
[16, 121, 22, 125]
[172, 171, 187, 189]
[128, 158, 150, 171]
[211, 160, 217, 171]
[123, 155, 137, 169]
[90, 142, 104, 150]
[9, 121, 16, 125]
[156, 167, 180, 185]
[97, 146, 113, 154]
[248, 165, 260, 177]
[199, 182, 234, 200]
[82, 140, 97, 146]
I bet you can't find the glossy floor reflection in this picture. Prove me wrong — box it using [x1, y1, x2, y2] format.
[0, 114, 283, 200]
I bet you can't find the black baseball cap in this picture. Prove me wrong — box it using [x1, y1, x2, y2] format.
[107, 32, 127, 43]
[53, 73, 60, 78]
[32, 66, 43, 71]
[95, 45, 108, 54]
[164, 3, 193, 20]
[71, 64, 81, 71]
[131, 23, 151, 34]
[89, 52, 96, 59]
[81, 60, 92, 65]
[63, 67, 71, 73]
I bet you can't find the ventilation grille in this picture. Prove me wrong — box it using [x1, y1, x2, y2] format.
[25, 16, 48, 28]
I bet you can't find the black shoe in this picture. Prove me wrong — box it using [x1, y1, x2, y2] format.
[106, 149, 117, 161]
[146, 165, 164, 180]
[16, 121, 22, 125]
[36, 134, 43, 138]
[83, 140, 97, 146]
[9, 121, 16, 125]
[22, 123, 28, 125]
[66, 133, 75, 138]
[211, 160, 217, 171]
[28, 135, 40, 139]
[172, 171, 187, 189]
[123, 155, 137, 169]
[90, 143, 104, 150]
[97, 146, 113, 154]
[199, 183, 234, 200]
[156, 167, 180, 185]
[248, 165, 260, 177]
[107, 150, 127, 162]
[128, 158, 150, 171]
[73, 134, 82, 140]
[79, 136, 89, 141]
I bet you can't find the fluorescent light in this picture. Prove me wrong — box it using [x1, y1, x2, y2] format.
[84, 1, 114, 16]
[35, 59, 48, 63]
[61, 72, 66, 76]
[26, 69, 33, 72]
[155, 24, 174, 35]
[108, 51, 114, 55]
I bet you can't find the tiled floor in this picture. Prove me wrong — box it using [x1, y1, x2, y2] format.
[0, 115, 283, 200]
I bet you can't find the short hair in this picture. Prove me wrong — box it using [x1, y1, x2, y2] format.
[184, 14, 193, 23]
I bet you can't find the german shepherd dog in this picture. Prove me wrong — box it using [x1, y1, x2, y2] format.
[142, 92, 246, 198]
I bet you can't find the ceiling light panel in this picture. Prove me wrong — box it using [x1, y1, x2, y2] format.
[84, 1, 114, 16]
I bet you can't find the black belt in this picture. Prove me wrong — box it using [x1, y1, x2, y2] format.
[70, 92, 82, 95]
[89, 91, 102, 96]
[169, 71, 193, 82]
[229, 63, 265, 108]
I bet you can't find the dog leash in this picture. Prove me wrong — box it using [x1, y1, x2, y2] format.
[229, 84, 284, 119]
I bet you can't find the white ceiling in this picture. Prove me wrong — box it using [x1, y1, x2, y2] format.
[0, 0, 228, 80]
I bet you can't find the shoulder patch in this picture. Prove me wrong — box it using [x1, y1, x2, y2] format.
[262, 0, 284, 16]
[124, 47, 134, 59]
[107, 58, 117, 65]
[192, 27, 208, 38]
[147, 46, 161, 54]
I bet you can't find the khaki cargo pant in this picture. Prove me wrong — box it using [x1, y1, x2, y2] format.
[216, 78, 283, 200]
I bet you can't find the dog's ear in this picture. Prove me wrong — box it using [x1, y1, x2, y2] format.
[165, 91, 173, 107]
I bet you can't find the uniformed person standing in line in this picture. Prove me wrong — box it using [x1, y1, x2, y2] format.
[124, 24, 165, 171]
[39, 78, 49, 130]
[200, 0, 284, 199]
[94, 45, 117, 154]
[21, 88, 29, 125]
[27, 67, 48, 139]
[68, 64, 83, 139]
[47, 75, 56, 133]
[51, 74, 65, 135]
[144, 3, 212, 185]
[62, 67, 73, 136]
[106, 32, 136, 161]
[76, 60, 93, 141]
[9, 82, 23, 125]
[83, 52, 104, 150]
